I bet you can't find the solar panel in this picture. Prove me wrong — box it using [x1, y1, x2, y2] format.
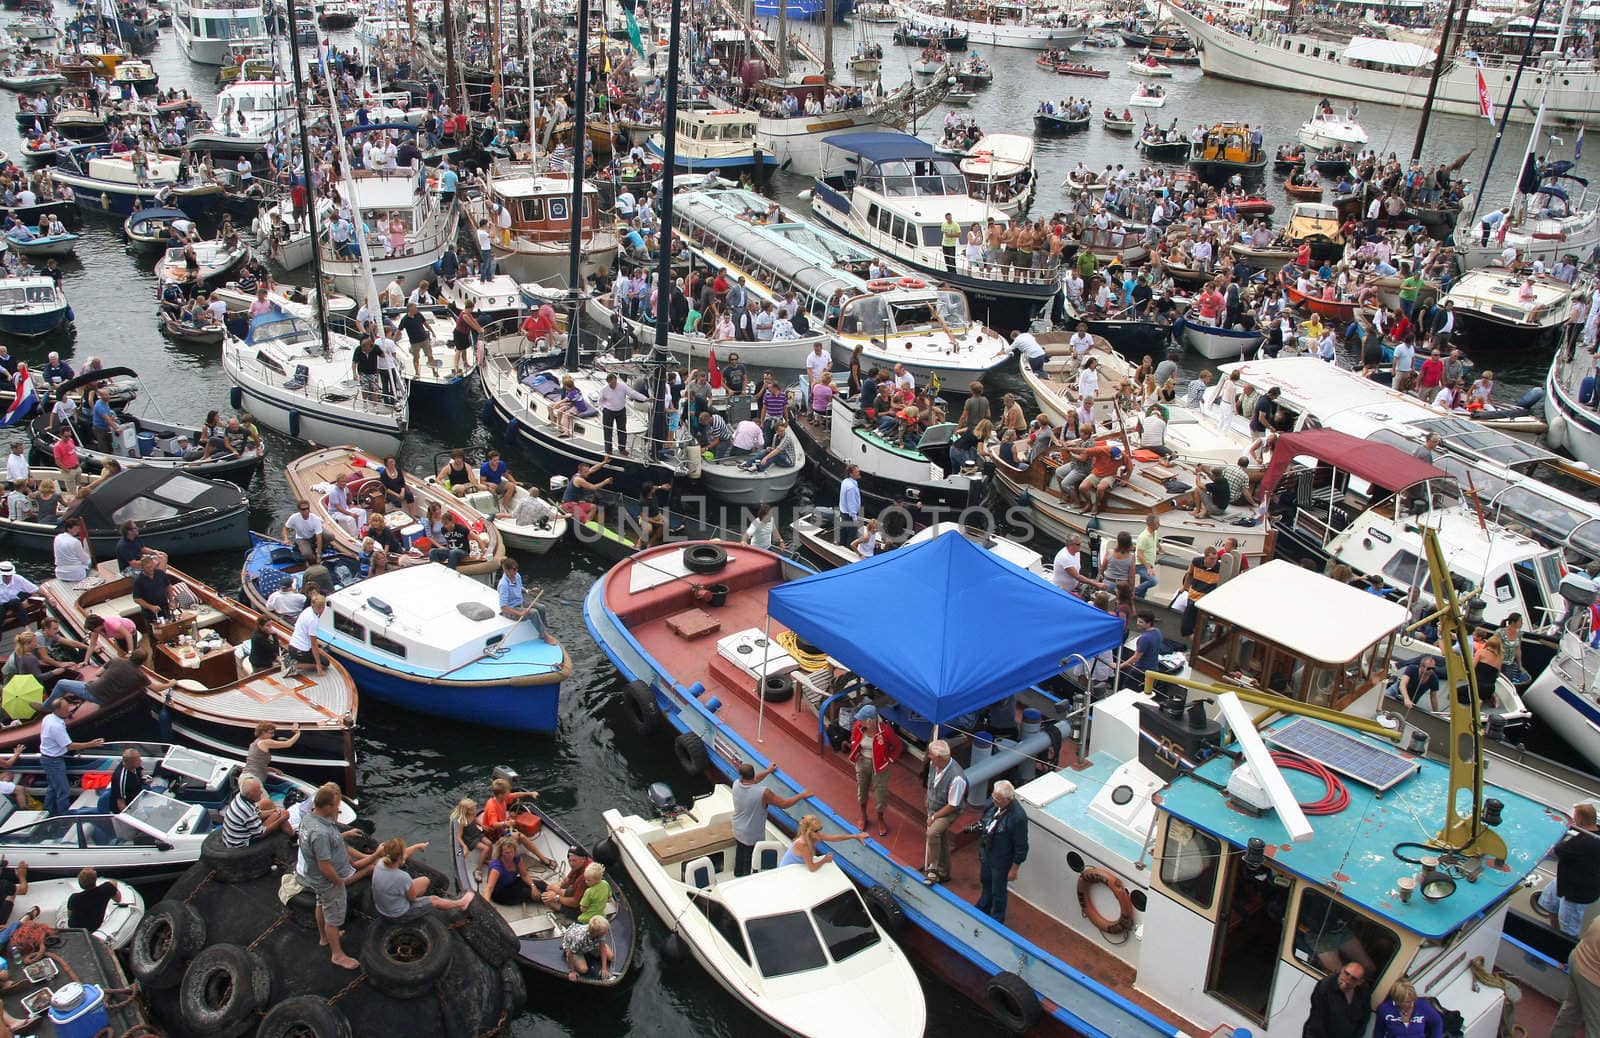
[1266, 718, 1419, 792]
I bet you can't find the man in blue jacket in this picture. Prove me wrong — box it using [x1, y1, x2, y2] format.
[975, 779, 1029, 924]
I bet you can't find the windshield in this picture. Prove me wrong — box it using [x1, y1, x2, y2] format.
[841, 295, 887, 336]
[124, 791, 193, 834]
[745, 911, 828, 979]
[810, 890, 880, 963]
[887, 299, 941, 333]
[936, 290, 969, 328]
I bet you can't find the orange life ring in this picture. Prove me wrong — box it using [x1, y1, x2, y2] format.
[1077, 866, 1135, 935]
[897, 276, 928, 289]
[866, 278, 895, 292]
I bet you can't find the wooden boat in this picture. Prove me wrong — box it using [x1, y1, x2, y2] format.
[1228, 240, 1296, 272]
[1232, 197, 1275, 216]
[1102, 109, 1136, 132]
[283, 445, 507, 581]
[1054, 62, 1109, 79]
[43, 565, 359, 792]
[455, 484, 568, 555]
[451, 792, 637, 986]
[1283, 180, 1324, 200]
[160, 314, 226, 345]
[1015, 334, 1139, 431]
[1033, 109, 1088, 136]
[1283, 277, 1360, 321]
[1188, 122, 1267, 180]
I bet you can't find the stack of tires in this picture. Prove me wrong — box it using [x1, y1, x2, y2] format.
[132, 830, 525, 1037]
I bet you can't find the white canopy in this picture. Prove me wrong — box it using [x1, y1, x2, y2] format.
[1343, 34, 1435, 68]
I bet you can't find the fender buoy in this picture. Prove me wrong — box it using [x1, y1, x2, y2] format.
[1077, 866, 1135, 935]
[866, 278, 895, 292]
[673, 731, 711, 775]
[897, 276, 927, 289]
[984, 971, 1042, 1034]
[623, 679, 662, 734]
[287, 408, 300, 438]
[229, 385, 242, 409]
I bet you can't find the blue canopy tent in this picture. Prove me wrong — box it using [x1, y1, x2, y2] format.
[766, 532, 1125, 726]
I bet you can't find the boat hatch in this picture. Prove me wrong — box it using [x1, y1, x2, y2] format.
[157, 745, 234, 789]
[458, 602, 495, 621]
[743, 889, 882, 978]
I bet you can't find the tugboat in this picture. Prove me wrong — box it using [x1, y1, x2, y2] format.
[1188, 121, 1267, 182]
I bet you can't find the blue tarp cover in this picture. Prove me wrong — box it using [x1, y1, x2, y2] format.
[820, 131, 935, 162]
[766, 532, 1125, 724]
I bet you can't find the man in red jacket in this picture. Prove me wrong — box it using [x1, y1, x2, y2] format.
[848, 705, 902, 837]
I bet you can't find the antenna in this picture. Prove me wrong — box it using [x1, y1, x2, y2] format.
[1216, 691, 1313, 843]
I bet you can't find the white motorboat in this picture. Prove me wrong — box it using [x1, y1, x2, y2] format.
[1128, 83, 1166, 107]
[174, 0, 269, 64]
[1177, 313, 1264, 360]
[0, 273, 69, 337]
[461, 485, 568, 554]
[1127, 57, 1173, 77]
[221, 308, 409, 455]
[318, 171, 458, 297]
[16, 879, 145, 950]
[1442, 268, 1573, 354]
[958, 132, 1035, 218]
[794, 514, 1047, 575]
[603, 784, 926, 1038]
[900, 6, 1083, 50]
[1295, 103, 1369, 149]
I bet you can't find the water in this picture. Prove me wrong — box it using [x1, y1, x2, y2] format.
[0, 19, 1584, 1036]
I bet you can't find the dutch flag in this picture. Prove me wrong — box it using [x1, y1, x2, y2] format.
[0, 364, 36, 428]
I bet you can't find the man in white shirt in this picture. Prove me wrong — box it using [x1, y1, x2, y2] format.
[4, 443, 28, 483]
[1011, 330, 1046, 374]
[42, 697, 103, 816]
[803, 343, 829, 408]
[0, 561, 37, 630]
[265, 583, 308, 624]
[382, 277, 405, 309]
[286, 596, 331, 677]
[596, 372, 648, 454]
[892, 364, 915, 393]
[1068, 323, 1096, 358]
[731, 420, 765, 456]
[322, 474, 368, 538]
[282, 501, 325, 563]
[1051, 536, 1088, 594]
[53, 518, 92, 583]
[1138, 406, 1169, 457]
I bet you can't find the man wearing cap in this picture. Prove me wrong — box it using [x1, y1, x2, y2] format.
[1078, 441, 1132, 515]
[0, 563, 36, 631]
[848, 706, 902, 837]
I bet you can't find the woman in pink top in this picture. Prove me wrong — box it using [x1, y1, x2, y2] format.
[85, 613, 138, 657]
[387, 214, 407, 257]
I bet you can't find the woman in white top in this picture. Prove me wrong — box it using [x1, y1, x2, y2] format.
[851, 518, 882, 559]
[741, 504, 785, 552]
[52, 519, 92, 582]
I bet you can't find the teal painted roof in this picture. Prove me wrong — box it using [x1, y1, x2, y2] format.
[1159, 719, 1567, 939]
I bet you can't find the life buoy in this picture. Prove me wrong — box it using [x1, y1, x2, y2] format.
[866, 278, 895, 292]
[897, 276, 927, 289]
[1077, 866, 1135, 935]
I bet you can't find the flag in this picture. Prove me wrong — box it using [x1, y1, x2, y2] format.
[1578, 126, 1585, 161]
[618, 0, 646, 60]
[1518, 153, 1541, 196]
[708, 349, 722, 389]
[1476, 68, 1495, 122]
[1, 365, 35, 427]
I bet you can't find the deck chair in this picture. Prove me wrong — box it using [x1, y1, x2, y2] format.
[684, 855, 717, 890]
[752, 840, 785, 873]
[283, 364, 309, 390]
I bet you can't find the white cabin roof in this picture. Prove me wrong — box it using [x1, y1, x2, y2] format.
[346, 174, 423, 212]
[489, 174, 596, 198]
[1197, 559, 1407, 662]
[960, 133, 1035, 178]
[326, 564, 513, 645]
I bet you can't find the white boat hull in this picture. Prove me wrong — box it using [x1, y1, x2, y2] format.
[1545, 346, 1600, 470]
[586, 296, 824, 370]
[222, 350, 405, 456]
[1522, 644, 1600, 773]
[1181, 321, 1263, 361]
[913, 12, 1084, 50]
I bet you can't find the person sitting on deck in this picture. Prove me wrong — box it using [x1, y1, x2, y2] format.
[1076, 442, 1132, 515]
[481, 777, 555, 866]
[560, 916, 614, 983]
[482, 836, 544, 905]
[363, 514, 407, 575]
[497, 559, 559, 646]
[65, 867, 126, 933]
[220, 774, 289, 848]
[541, 845, 597, 913]
[372, 837, 473, 920]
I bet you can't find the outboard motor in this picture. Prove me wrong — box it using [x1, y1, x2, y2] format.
[1559, 572, 1598, 636]
[493, 765, 520, 785]
[648, 782, 687, 820]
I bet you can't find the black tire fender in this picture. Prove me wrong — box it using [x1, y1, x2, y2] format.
[592, 837, 620, 868]
[986, 971, 1043, 1034]
[761, 674, 794, 703]
[177, 943, 273, 1038]
[864, 886, 904, 934]
[129, 899, 207, 991]
[499, 960, 527, 1016]
[361, 913, 455, 1000]
[199, 829, 276, 883]
[683, 543, 728, 573]
[457, 893, 519, 968]
[622, 679, 663, 734]
[255, 995, 352, 1038]
[673, 732, 711, 776]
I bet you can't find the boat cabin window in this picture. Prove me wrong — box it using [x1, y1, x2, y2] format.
[889, 299, 938, 330]
[549, 198, 569, 221]
[918, 224, 943, 248]
[111, 498, 181, 525]
[1194, 621, 1389, 710]
[1293, 888, 1399, 980]
[1160, 819, 1221, 910]
[1206, 850, 1293, 1023]
[688, 893, 749, 964]
[6, 815, 83, 846]
[840, 295, 887, 336]
[811, 890, 881, 963]
[520, 198, 544, 223]
[369, 631, 407, 659]
[746, 910, 830, 978]
[332, 611, 364, 639]
[936, 291, 969, 326]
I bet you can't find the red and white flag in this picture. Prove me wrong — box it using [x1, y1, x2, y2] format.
[1476, 69, 1496, 122]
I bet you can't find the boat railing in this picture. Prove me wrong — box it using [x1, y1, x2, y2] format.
[319, 199, 458, 265]
[952, 252, 1061, 286]
[228, 345, 407, 417]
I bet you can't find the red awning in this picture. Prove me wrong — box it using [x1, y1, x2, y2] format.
[1259, 428, 1449, 499]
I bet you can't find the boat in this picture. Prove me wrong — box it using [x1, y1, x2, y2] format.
[602, 783, 926, 1036]
[16, 878, 145, 949]
[317, 168, 458, 297]
[1283, 178, 1324, 201]
[1053, 62, 1109, 79]
[1134, 123, 1190, 163]
[1295, 102, 1368, 149]
[1127, 57, 1173, 77]
[943, 90, 976, 107]
[902, 6, 1080, 51]
[108, 58, 158, 94]
[464, 172, 617, 288]
[1453, 159, 1600, 270]
[1014, 334, 1138, 428]
[0, 273, 69, 337]
[123, 205, 189, 249]
[0, 67, 66, 92]
[855, 2, 897, 22]
[221, 309, 409, 456]
[1187, 122, 1267, 181]
[44, 569, 358, 790]
[311, 562, 569, 731]
[1167, 2, 1596, 126]
[958, 133, 1034, 217]
[1440, 268, 1573, 354]
[451, 774, 637, 985]
[793, 515, 1046, 575]
[1227, 239, 1297, 273]
[790, 393, 985, 514]
[954, 53, 993, 89]
[1128, 83, 1165, 107]
[1032, 107, 1089, 136]
[161, 313, 226, 345]
[204, 77, 297, 149]
[1, 464, 249, 555]
[154, 236, 250, 291]
[49, 144, 224, 217]
[1282, 201, 1346, 262]
[586, 532, 1563, 1036]
[1102, 109, 1137, 131]
[647, 108, 778, 173]
[31, 368, 264, 481]
[1282, 271, 1360, 322]
[459, 485, 568, 554]
[0, 744, 348, 881]
[4, 223, 78, 257]
[892, 20, 968, 50]
[174, 0, 269, 64]
[3, 927, 152, 1033]
[284, 445, 506, 581]
[317, 0, 357, 27]
[812, 132, 1059, 316]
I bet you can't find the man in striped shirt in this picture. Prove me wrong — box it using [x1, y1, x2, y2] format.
[220, 775, 288, 848]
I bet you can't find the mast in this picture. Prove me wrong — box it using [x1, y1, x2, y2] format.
[443, 0, 460, 111]
[651, 0, 683, 457]
[1409, 0, 1461, 163]
[563, 0, 592, 368]
[777, 0, 787, 76]
[823, 0, 832, 81]
[491, 0, 504, 121]
[1467, 0, 1552, 225]
[405, 0, 417, 68]
[283, 0, 332, 354]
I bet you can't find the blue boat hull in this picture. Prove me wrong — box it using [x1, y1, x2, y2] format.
[327, 650, 561, 732]
[68, 186, 220, 219]
[645, 140, 779, 172]
[0, 306, 69, 337]
[752, 0, 852, 21]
